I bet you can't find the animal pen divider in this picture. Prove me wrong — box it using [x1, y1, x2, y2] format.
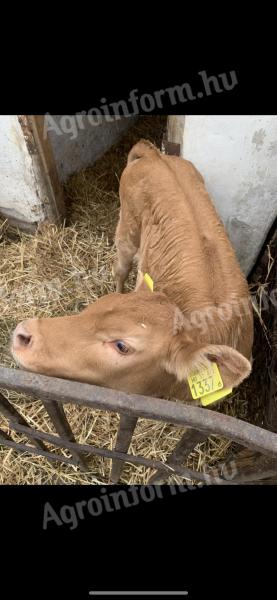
[1, 366, 277, 485]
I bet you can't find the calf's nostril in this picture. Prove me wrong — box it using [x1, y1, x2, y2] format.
[16, 333, 32, 347]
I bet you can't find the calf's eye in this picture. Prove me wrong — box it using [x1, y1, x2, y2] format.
[114, 340, 130, 354]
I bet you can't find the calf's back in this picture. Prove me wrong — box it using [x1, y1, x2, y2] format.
[117, 140, 253, 360]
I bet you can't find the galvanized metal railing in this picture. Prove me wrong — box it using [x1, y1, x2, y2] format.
[0, 366, 277, 484]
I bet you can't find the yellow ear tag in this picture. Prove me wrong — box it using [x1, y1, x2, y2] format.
[200, 386, 233, 406]
[187, 362, 232, 406]
[143, 273, 154, 292]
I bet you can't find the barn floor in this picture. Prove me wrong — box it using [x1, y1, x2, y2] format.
[0, 115, 272, 485]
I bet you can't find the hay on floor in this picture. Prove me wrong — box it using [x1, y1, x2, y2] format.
[0, 116, 268, 485]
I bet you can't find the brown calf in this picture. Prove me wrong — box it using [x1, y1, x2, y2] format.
[12, 139, 253, 403]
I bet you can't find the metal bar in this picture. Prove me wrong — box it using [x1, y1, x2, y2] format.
[0, 432, 79, 466]
[148, 428, 209, 484]
[1, 368, 277, 459]
[5, 421, 231, 484]
[4, 416, 276, 485]
[110, 415, 138, 483]
[221, 451, 277, 484]
[0, 391, 47, 451]
[3, 423, 276, 484]
[40, 398, 88, 472]
[229, 469, 277, 484]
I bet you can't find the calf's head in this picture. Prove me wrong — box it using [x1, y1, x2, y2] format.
[11, 291, 251, 397]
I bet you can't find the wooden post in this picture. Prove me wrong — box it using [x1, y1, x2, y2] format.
[27, 116, 66, 225]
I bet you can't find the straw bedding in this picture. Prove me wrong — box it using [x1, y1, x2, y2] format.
[0, 116, 269, 485]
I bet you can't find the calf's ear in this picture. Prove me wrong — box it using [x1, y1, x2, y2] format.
[164, 338, 252, 389]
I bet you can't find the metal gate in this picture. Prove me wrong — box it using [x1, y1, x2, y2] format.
[1, 366, 277, 484]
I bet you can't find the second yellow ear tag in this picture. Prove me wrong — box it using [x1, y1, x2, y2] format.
[187, 362, 232, 406]
[143, 273, 154, 291]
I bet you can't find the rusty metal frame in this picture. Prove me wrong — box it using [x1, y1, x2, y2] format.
[0, 366, 277, 484]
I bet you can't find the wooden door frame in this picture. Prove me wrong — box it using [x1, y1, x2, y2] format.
[27, 116, 66, 223]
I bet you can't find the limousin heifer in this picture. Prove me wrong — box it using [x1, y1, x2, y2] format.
[11, 140, 253, 403]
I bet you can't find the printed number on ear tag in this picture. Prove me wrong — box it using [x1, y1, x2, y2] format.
[188, 362, 223, 400]
[143, 273, 154, 292]
[200, 387, 233, 406]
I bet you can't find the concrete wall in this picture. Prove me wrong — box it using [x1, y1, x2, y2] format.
[0, 116, 46, 229]
[168, 115, 277, 275]
[0, 115, 135, 230]
[47, 115, 136, 182]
